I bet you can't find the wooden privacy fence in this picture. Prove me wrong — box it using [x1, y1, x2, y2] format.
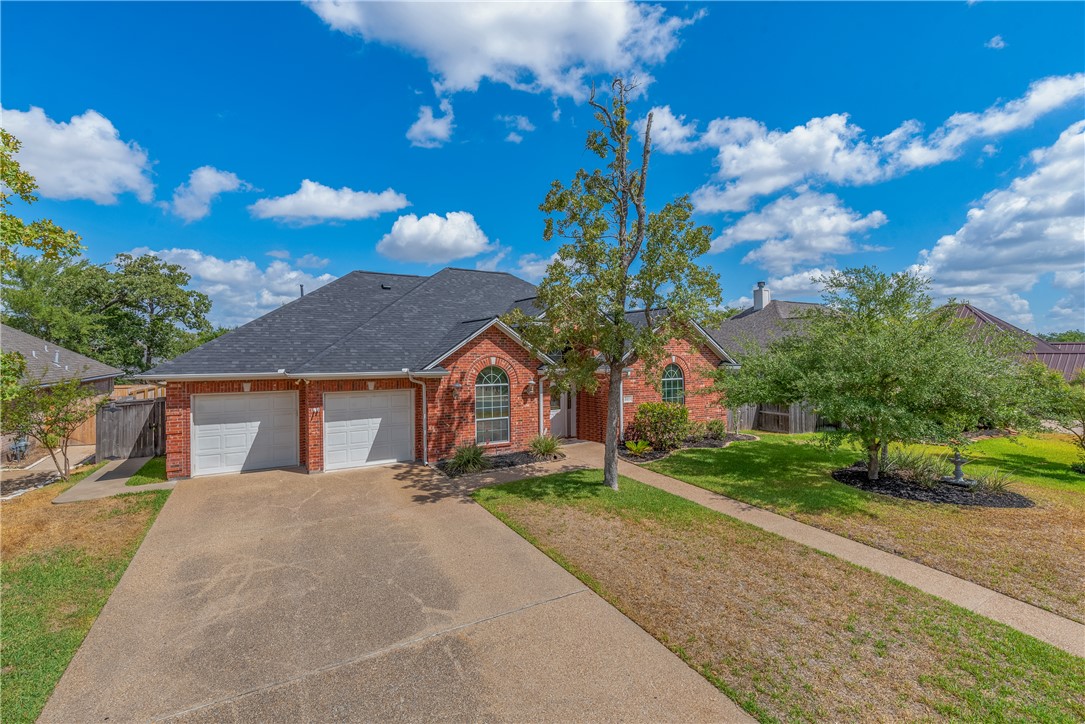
[96, 397, 165, 462]
[728, 402, 822, 434]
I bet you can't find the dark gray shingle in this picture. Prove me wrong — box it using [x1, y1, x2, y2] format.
[1, 324, 122, 386]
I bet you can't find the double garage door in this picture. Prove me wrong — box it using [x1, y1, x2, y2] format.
[190, 390, 415, 477]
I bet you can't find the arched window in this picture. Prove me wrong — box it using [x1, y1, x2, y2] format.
[475, 366, 510, 444]
[661, 363, 685, 404]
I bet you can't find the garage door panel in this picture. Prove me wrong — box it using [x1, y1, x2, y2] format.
[323, 390, 413, 471]
[192, 392, 298, 476]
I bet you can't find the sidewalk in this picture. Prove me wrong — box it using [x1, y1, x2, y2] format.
[548, 442, 1085, 658]
[53, 456, 175, 504]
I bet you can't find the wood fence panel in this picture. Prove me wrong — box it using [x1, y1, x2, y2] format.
[96, 398, 165, 461]
[728, 404, 758, 432]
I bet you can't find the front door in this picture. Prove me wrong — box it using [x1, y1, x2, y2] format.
[550, 390, 569, 438]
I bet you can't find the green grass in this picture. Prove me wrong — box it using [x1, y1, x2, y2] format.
[474, 470, 1085, 722]
[642, 433, 1085, 621]
[1, 481, 170, 723]
[125, 456, 167, 486]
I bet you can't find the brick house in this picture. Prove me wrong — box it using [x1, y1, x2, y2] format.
[138, 268, 735, 480]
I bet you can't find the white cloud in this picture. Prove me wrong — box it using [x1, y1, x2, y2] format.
[475, 247, 510, 271]
[376, 211, 493, 263]
[249, 179, 409, 225]
[713, 192, 888, 275]
[296, 253, 330, 269]
[505, 132, 524, 144]
[637, 105, 702, 153]
[165, 166, 250, 222]
[497, 114, 536, 133]
[985, 35, 1006, 50]
[914, 121, 1085, 328]
[689, 73, 1085, 212]
[131, 247, 336, 327]
[266, 250, 291, 259]
[407, 99, 455, 148]
[514, 252, 560, 282]
[308, 1, 698, 100]
[2, 106, 153, 204]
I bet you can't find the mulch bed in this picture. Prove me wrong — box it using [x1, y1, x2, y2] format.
[1, 470, 60, 498]
[436, 450, 561, 478]
[618, 433, 757, 463]
[831, 463, 1035, 508]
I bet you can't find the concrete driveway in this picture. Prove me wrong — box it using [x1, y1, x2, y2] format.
[41, 462, 748, 722]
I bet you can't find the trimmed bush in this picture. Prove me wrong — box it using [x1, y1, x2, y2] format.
[630, 402, 689, 451]
[529, 434, 565, 460]
[446, 444, 491, 475]
[686, 421, 708, 441]
[705, 418, 728, 440]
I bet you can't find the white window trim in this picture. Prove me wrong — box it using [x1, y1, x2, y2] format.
[475, 366, 511, 444]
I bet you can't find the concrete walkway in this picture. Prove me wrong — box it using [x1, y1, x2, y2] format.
[554, 442, 1085, 658]
[53, 455, 174, 504]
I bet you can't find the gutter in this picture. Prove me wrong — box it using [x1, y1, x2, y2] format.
[133, 370, 450, 382]
[404, 369, 429, 465]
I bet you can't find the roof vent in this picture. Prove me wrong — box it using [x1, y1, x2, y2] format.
[31, 350, 37, 358]
[54, 351, 60, 364]
[381, 283, 392, 290]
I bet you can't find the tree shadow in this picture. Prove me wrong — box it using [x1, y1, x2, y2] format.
[389, 459, 591, 505]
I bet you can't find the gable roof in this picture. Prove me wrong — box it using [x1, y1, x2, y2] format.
[1, 324, 122, 386]
[953, 304, 1060, 353]
[139, 268, 539, 378]
[708, 300, 824, 357]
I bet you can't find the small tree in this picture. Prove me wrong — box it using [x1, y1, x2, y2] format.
[2, 375, 100, 479]
[1, 351, 26, 403]
[714, 267, 1040, 481]
[506, 78, 722, 490]
[1045, 370, 1085, 464]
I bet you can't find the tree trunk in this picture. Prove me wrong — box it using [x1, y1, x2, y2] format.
[603, 364, 624, 490]
[880, 441, 889, 471]
[866, 443, 881, 481]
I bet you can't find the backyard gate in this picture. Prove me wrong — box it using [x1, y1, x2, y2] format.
[96, 397, 165, 462]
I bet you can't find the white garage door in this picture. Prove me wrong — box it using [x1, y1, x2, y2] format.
[191, 392, 298, 476]
[324, 390, 414, 471]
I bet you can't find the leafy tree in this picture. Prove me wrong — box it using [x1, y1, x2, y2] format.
[506, 78, 721, 490]
[2, 375, 100, 479]
[1, 351, 26, 403]
[1, 130, 83, 272]
[1044, 370, 1085, 463]
[713, 267, 1040, 481]
[1038, 329, 1085, 343]
[108, 253, 212, 370]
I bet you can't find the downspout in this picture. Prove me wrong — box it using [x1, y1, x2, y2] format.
[619, 378, 625, 440]
[405, 370, 429, 465]
[538, 376, 544, 436]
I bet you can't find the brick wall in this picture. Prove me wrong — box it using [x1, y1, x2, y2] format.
[427, 325, 543, 462]
[576, 336, 726, 443]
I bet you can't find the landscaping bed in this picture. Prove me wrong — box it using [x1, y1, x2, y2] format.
[475, 470, 1085, 722]
[436, 450, 557, 478]
[831, 462, 1035, 508]
[618, 432, 756, 462]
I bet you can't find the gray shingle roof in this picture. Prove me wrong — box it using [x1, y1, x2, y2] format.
[140, 268, 537, 377]
[1, 324, 122, 386]
[708, 300, 823, 357]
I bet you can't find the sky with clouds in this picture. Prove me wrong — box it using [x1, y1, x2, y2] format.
[2, 1, 1082, 330]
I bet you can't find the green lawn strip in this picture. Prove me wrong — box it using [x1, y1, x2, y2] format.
[473, 470, 1085, 722]
[0, 489, 170, 723]
[125, 456, 167, 486]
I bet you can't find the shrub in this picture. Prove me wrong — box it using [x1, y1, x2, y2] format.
[445, 444, 491, 475]
[1071, 461, 1085, 476]
[686, 421, 708, 441]
[624, 440, 653, 457]
[529, 434, 565, 460]
[974, 468, 1016, 494]
[630, 402, 689, 451]
[705, 418, 728, 440]
[884, 448, 949, 489]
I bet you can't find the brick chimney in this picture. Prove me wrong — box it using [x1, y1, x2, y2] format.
[753, 281, 771, 311]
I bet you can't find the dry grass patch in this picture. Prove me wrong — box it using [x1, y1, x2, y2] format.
[648, 434, 1085, 622]
[476, 470, 1085, 722]
[1, 466, 171, 723]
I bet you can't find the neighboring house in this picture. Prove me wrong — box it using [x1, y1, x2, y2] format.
[953, 304, 1085, 381]
[708, 282, 825, 434]
[1, 324, 123, 448]
[137, 268, 734, 480]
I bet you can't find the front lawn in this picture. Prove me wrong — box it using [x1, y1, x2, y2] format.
[475, 470, 1085, 722]
[125, 456, 167, 486]
[646, 433, 1085, 622]
[1, 466, 170, 723]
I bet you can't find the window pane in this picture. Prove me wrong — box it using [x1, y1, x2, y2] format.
[475, 366, 510, 442]
[476, 417, 510, 444]
[662, 364, 685, 404]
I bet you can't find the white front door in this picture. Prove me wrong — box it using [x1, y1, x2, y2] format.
[323, 390, 414, 471]
[550, 389, 569, 438]
[191, 392, 299, 477]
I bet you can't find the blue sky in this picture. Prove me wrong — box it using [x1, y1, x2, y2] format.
[3, 1, 1083, 331]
